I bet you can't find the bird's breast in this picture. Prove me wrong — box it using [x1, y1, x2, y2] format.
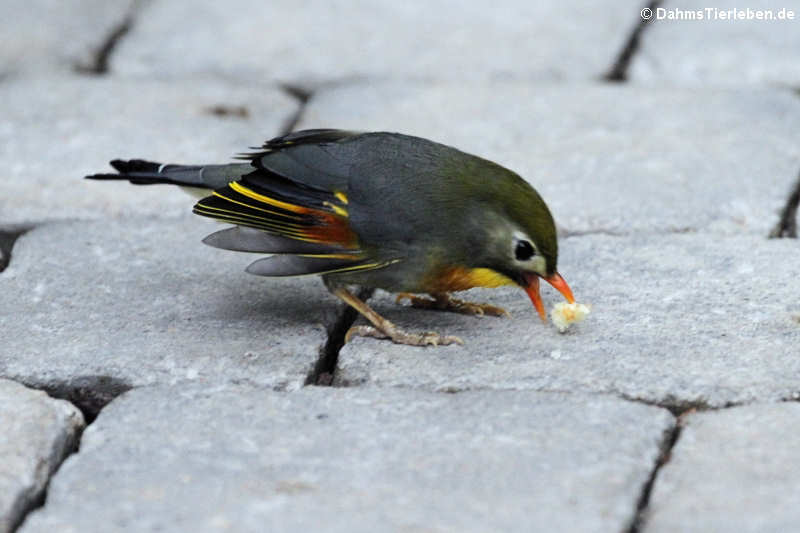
[422, 265, 516, 293]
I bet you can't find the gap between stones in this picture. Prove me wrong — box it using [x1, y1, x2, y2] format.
[768, 168, 800, 238]
[0, 226, 32, 273]
[19, 375, 133, 425]
[73, 0, 148, 75]
[625, 418, 682, 533]
[612, 395, 751, 532]
[9, 377, 132, 532]
[605, 0, 663, 82]
[279, 84, 313, 135]
[306, 287, 374, 386]
[618, 392, 742, 417]
[7, 428, 80, 533]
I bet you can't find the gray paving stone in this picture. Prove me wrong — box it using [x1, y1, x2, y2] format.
[0, 218, 335, 392]
[630, 0, 800, 87]
[0, 77, 296, 224]
[298, 82, 800, 235]
[19, 385, 674, 533]
[112, 0, 641, 85]
[0, 0, 133, 77]
[645, 403, 800, 532]
[337, 233, 800, 407]
[0, 379, 84, 533]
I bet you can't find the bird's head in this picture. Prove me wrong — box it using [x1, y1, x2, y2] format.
[477, 173, 575, 321]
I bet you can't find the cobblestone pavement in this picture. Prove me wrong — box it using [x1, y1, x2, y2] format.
[1, 1, 798, 532]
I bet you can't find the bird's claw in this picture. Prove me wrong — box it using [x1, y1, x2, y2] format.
[345, 325, 464, 347]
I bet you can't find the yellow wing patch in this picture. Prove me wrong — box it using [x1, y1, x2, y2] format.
[194, 179, 357, 247]
[229, 181, 315, 215]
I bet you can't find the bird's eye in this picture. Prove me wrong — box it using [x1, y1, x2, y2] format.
[515, 240, 535, 261]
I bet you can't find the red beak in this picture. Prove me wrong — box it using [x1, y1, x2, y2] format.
[523, 272, 575, 322]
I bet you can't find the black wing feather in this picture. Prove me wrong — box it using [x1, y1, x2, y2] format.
[235, 129, 360, 161]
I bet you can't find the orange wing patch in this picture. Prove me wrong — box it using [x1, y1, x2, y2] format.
[194, 179, 358, 248]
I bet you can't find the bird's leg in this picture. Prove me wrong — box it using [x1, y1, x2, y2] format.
[330, 287, 464, 347]
[396, 292, 511, 318]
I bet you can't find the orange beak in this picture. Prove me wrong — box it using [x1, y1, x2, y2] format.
[523, 272, 575, 322]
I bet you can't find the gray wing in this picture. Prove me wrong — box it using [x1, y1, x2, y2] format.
[251, 130, 472, 249]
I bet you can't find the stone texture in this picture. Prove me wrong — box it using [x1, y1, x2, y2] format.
[631, 0, 800, 87]
[0, 0, 134, 78]
[645, 403, 800, 532]
[298, 83, 800, 235]
[0, 218, 337, 392]
[0, 379, 84, 533]
[337, 233, 800, 407]
[0, 77, 296, 224]
[111, 0, 641, 85]
[19, 385, 674, 533]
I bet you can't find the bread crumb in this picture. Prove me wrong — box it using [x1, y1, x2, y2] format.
[551, 302, 591, 333]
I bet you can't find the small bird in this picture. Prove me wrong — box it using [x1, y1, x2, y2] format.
[86, 129, 575, 346]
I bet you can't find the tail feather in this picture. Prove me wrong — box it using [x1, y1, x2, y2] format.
[85, 159, 251, 189]
[110, 159, 164, 174]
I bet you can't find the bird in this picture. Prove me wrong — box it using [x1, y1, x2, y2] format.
[86, 129, 575, 346]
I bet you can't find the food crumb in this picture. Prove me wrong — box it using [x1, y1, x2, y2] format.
[551, 302, 591, 333]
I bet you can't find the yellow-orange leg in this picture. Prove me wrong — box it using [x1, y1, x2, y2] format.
[331, 288, 464, 347]
[396, 292, 511, 318]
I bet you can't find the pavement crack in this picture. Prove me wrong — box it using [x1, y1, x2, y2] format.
[10, 379, 130, 532]
[305, 287, 374, 386]
[0, 225, 32, 273]
[605, 0, 663, 82]
[73, 0, 149, 75]
[24, 375, 133, 424]
[279, 84, 313, 135]
[625, 417, 683, 533]
[9, 461, 79, 532]
[205, 104, 251, 119]
[768, 169, 800, 238]
[616, 393, 737, 417]
[9, 416, 83, 533]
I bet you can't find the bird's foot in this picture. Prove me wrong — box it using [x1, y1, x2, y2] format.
[330, 286, 464, 347]
[345, 324, 464, 347]
[396, 292, 510, 318]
